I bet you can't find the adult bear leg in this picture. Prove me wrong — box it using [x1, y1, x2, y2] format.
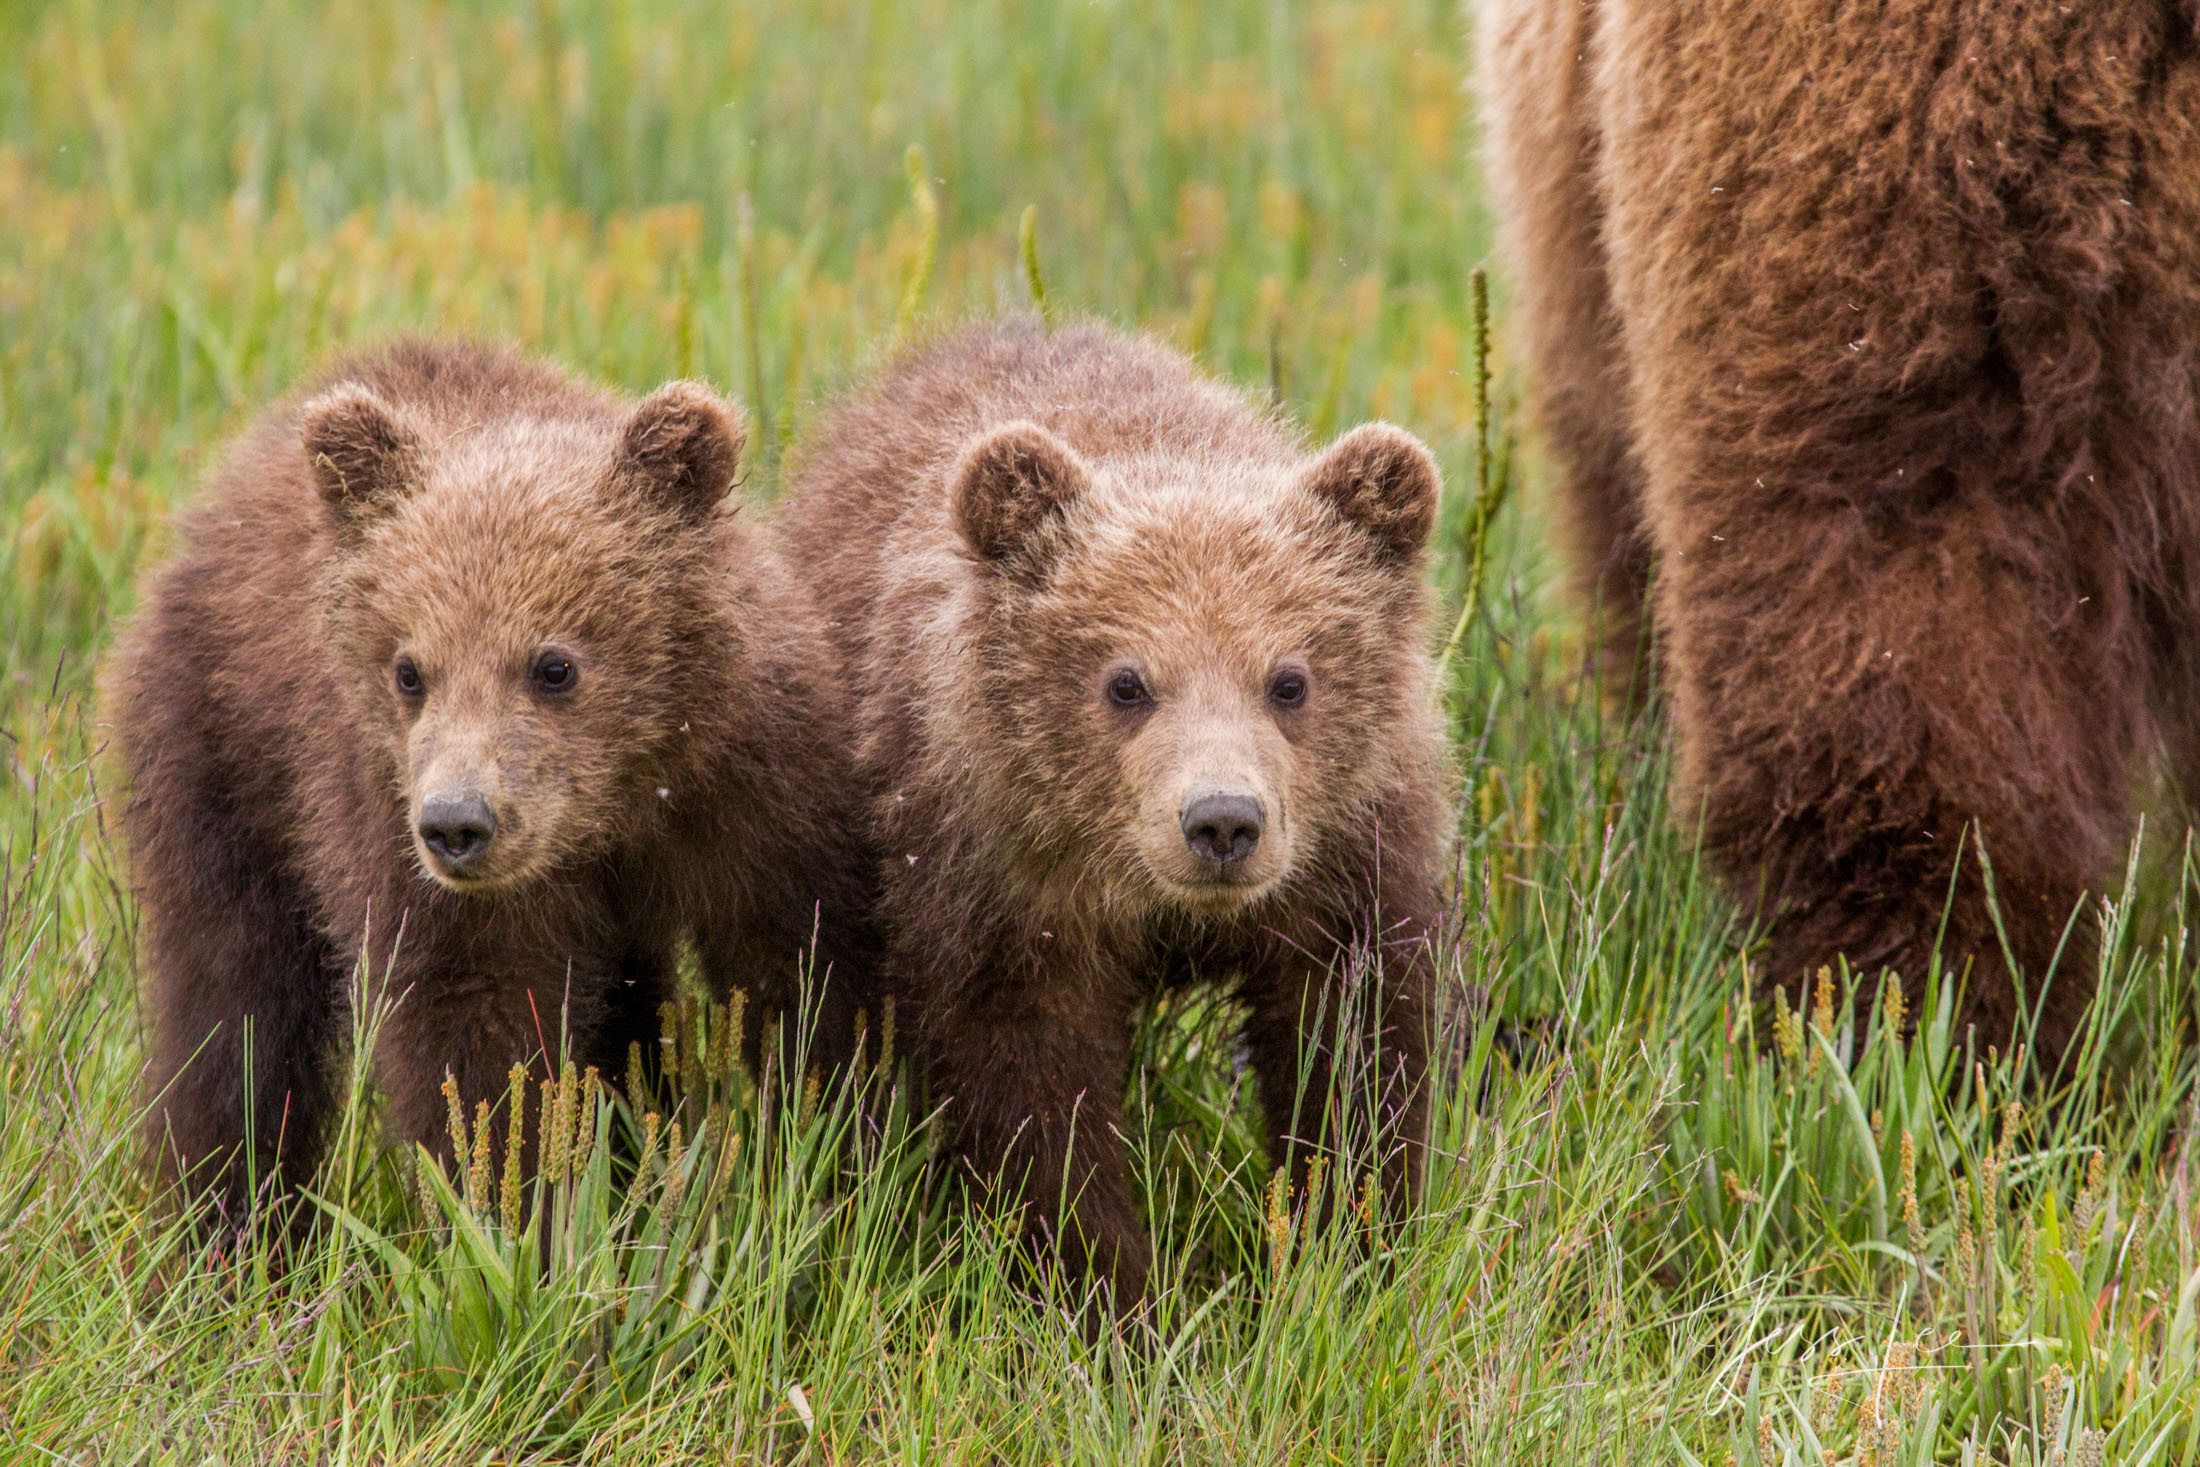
[1658, 503, 2139, 1066]
[1478, 0, 1652, 703]
[1577, 0, 2190, 1066]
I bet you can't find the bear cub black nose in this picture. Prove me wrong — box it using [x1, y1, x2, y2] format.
[1180, 792, 1263, 868]
[418, 794, 497, 867]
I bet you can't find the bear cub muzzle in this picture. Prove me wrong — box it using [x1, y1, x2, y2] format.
[414, 789, 497, 879]
[1179, 791, 1262, 871]
[1125, 675, 1299, 904]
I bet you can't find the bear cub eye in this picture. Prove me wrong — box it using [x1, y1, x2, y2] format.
[1268, 667, 1309, 709]
[394, 656, 425, 697]
[531, 650, 579, 694]
[1105, 667, 1151, 709]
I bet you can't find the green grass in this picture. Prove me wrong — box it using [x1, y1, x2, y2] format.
[1, 1, 2196, 1461]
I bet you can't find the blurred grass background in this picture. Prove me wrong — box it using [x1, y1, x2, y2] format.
[1, 0, 1490, 670]
[1, 2, 2197, 1463]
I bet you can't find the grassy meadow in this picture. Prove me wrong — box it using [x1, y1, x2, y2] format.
[2, 1, 2197, 1461]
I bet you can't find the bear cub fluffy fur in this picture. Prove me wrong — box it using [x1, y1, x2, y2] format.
[109, 339, 878, 1223]
[783, 318, 1454, 1308]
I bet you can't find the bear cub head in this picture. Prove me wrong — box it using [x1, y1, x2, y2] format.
[951, 416, 1441, 914]
[301, 376, 743, 892]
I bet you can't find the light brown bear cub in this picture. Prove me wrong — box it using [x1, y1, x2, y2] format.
[783, 318, 1453, 1310]
[108, 339, 879, 1227]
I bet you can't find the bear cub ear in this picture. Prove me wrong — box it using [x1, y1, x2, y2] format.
[617, 382, 746, 519]
[1302, 422, 1441, 564]
[301, 384, 419, 528]
[952, 420, 1090, 572]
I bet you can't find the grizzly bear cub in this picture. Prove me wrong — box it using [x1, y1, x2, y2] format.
[108, 339, 878, 1225]
[1480, 2, 2200, 1060]
[782, 318, 1454, 1309]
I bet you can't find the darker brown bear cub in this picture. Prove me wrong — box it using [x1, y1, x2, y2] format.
[109, 339, 878, 1227]
[1480, 1, 2200, 1062]
[782, 318, 1454, 1311]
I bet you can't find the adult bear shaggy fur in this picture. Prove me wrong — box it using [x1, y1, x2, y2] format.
[1479, 2, 2200, 1059]
[781, 318, 1452, 1311]
[108, 340, 879, 1227]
